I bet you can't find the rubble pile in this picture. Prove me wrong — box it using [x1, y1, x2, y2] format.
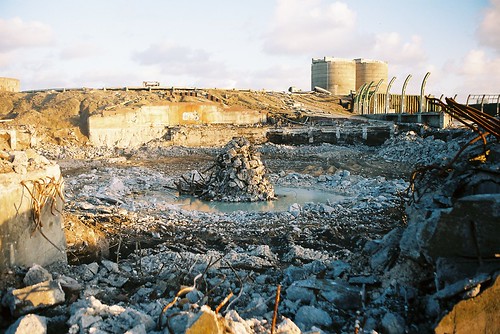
[1, 125, 499, 333]
[176, 137, 275, 202]
[0, 148, 53, 174]
[376, 130, 467, 166]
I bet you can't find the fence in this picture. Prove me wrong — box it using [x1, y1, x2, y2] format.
[466, 94, 500, 117]
[364, 93, 443, 114]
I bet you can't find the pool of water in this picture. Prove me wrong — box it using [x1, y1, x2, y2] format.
[167, 187, 344, 213]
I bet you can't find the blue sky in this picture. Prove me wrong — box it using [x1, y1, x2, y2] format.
[1, 0, 499, 100]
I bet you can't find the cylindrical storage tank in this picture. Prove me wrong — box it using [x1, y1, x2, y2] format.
[355, 59, 388, 92]
[311, 57, 355, 95]
[0, 77, 20, 92]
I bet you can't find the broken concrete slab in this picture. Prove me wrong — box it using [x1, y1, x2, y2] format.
[292, 278, 361, 310]
[2, 280, 65, 316]
[185, 305, 222, 334]
[294, 305, 333, 331]
[23, 264, 53, 286]
[401, 194, 500, 263]
[381, 312, 406, 334]
[5, 314, 47, 334]
[435, 274, 500, 334]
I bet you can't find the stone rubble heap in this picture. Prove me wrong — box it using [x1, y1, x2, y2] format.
[376, 130, 466, 166]
[176, 137, 275, 202]
[1, 129, 499, 334]
[0, 149, 53, 174]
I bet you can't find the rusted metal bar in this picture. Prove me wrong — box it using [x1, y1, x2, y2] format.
[446, 98, 500, 138]
[429, 97, 500, 139]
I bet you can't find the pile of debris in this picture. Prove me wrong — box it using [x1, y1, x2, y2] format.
[0, 149, 53, 174]
[176, 137, 275, 202]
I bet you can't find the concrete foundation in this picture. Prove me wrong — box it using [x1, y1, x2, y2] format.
[169, 126, 268, 147]
[363, 112, 451, 129]
[267, 124, 393, 146]
[0, 165, 67, 270]
[88, 103, 267, 148]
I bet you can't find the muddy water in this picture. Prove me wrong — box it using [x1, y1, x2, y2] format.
[168, 187, 345, 213]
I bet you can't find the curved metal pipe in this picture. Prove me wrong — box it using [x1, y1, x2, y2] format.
[371, 79, 384, 114]
[419, 72, 431, 113]
[385, 77, 396, 114]
[401, 74, 412, 113]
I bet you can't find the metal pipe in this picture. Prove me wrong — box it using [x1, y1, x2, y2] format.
[496, 94, 499, 117]
[419, 72, 431, 113]
[362, 81, 374, 115]
[371, 79, 384, 114]
[385, 77, 396, 114]
[401, 75, 412, 114]
[355, 83, 367, 114]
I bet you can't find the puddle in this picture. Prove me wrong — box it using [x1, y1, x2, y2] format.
[166, 187, 344, 213]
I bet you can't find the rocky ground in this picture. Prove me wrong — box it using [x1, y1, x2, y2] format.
[0, 90, 498, 334]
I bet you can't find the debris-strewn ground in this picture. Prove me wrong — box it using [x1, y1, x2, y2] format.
[1, 90, 499, 334]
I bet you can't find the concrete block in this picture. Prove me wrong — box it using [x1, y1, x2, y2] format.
[23, 264, 53, 286]
[423, 194, 500, 261]
[185, 305, 222, 334]
[5, 314, 47, 334]
[435, 275, 500, 334]
[0, 164, 67, 270]
[3, 280, 65, 316]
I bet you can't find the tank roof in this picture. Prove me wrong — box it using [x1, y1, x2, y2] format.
[354, 58, 387, 64]
[312, 57, 355, 63]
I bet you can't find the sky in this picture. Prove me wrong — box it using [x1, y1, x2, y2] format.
[0, 0, 499, 101]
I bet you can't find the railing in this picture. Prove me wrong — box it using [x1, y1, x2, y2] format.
[354, 72, 440, 115]
[368, 93, 442, 114]
[466, 94, 500, 117]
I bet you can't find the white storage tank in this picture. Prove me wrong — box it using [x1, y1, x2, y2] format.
[311, 57, 356, 95]
[355, 59, 388, 92]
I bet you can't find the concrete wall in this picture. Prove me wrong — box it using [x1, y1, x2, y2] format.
[170, 126, 268, 147]
[364, 112, 452, 128]
[88, 103, 267, 148]
[0, 77, 20, 92]
[0, 165, 67, 270]
[267, 124, 394, 146]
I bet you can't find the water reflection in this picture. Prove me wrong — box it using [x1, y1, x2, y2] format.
[171, 187, 344, 213]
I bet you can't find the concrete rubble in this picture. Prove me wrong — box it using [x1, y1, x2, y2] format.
[0, 118, 498, 333]
[176, 137, 275, 202]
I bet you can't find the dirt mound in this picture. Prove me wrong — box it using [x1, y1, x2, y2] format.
[0, 89, 351, 147]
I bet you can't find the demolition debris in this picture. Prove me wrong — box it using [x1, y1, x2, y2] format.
[0, 89, 499, 334]
[175, 137, 275, 202]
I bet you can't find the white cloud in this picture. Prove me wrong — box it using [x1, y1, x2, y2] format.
[60, 43, 101, 60]
[448, 49, 500, 95]
[0, 53, 14, 67]
[133, 42, 228, 79]
[263, 0, 357, 55]
[477, 0, 500, 52]
[0, 17, 53, 52]
[372, 33, 427, 65]
[239, 64, 310, 91]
